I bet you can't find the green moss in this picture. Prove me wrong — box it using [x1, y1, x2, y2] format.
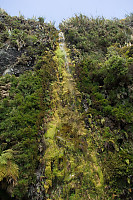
[45, 122, 57, 139]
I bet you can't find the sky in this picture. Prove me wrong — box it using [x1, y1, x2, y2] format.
[0, 0, 132, 27]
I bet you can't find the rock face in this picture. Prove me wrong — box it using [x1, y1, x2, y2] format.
[0, 45, 36, 76]
[28, 164, 45, 200]
[0, 47, 21, 76]
[0, 10, 57, 77]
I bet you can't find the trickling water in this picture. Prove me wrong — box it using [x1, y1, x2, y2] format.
[59, 32, 70, 73]
[3, 67, 13, 76]
[33, 31, 104, 199]
[59, 32, 65, 43]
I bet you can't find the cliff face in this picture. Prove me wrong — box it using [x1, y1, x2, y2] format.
[0, 9, 133, 200]
[0, 47, 21, 76]
[0, 9, 57, 76]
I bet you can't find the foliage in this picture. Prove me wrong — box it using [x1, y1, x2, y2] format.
[0, 149, 19, 185]
[38, 17, 45, 24]
[0, 48, 58, 199]
[0, 10, 133, 200]
[60, 14, 132, 58]
[42, 47, 105, 199]
[60, 14, 133, 199]
[0, 10, 58, 77]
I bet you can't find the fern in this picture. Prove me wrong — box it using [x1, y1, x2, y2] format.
[0, 149, 19, 185]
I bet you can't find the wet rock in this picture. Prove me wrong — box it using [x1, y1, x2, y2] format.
[3, 68, 12, 75]
[28, 164, 45, 200]
[0, 47, 21, 76]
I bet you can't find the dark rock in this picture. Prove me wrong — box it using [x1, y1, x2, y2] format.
[0, 47, 21, 75]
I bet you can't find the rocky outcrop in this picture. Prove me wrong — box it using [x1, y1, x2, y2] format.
[0, 10, 57, 77]
[0, 47, 21, 76]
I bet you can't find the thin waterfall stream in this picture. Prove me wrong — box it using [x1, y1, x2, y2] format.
[41, 31, 104, 199]
[59, 32, 70, 74]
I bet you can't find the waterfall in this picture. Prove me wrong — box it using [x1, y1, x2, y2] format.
[59, 32, 70, 73]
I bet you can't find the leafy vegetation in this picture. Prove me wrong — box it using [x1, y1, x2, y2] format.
[60, 14, 132, 58]
[0, 9, 58, 199]
[42, 46, 105, 199]
[0, 8, 58, 76]
[0, 9, 133, 200]
[60, 14, 133, 199]
[0, 60, 57, 198]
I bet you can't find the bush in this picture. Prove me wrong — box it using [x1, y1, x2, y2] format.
[104, 55, 128, 89]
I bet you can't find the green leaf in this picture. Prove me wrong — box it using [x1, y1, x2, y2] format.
[125, 159, 129, 165]
[127, 177, 130, 184]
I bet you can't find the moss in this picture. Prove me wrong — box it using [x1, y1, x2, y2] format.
[41, 42, 105, 199]
[45, 122, 57, 139]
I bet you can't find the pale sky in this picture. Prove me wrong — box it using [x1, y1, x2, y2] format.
[0, 0, 132, 27]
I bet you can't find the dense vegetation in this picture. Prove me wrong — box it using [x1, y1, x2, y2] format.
[60, 14, 133, 199]
[0, 9, 58, 199]
[0, 9, 57, 76]
[0, 8, 133, 200]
